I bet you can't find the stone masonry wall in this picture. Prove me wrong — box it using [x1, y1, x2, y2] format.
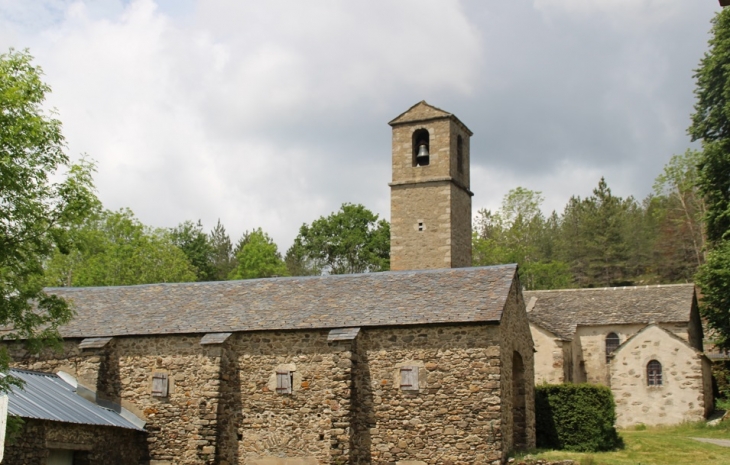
[390, 114, 472, 271]
[4, 419, 147, 465]
[102, 335, 222, 465]
[576, 323, 689, 386]
[610, 325, 707, 427]
[352, 324, 504, 465]
[390, 182, 454, 270]
[499, 283, 536, 457]
[530, 325, 566, 385]
[9, 339, 105, 392]
[450, 182, 472, 268]
[10, 335, 225, 465]
[220, 330, 353, 465]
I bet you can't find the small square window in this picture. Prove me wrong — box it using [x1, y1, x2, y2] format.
[276, 371, 293, 394]
[151, 372, 169, 397]
[400, 366, 419, 391]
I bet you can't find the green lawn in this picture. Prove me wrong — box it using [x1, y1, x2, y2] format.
[513, 421, 730, 465]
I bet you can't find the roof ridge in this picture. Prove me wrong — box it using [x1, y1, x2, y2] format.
[525, 283, 694, 294]
[45, 263, 518, 292]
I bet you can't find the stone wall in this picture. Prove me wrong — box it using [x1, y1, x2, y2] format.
[499, 283, 536, 456]
[4, 419, 147, 465]
[103, 335, 222, 464]
[574, 323, 689, 386]
[530, 325, 568, 384]
[219, 330, 352, 465]
[389, 114, 472, 271]
[610, 325, 709, 427]
[352, 324, 505, 465]
[9, 339, 105, 392]
[390, 182, 454, 270]
[10, 335, 224, 465]
[8, 320, 536, 464]
[450, 182, 472, 268]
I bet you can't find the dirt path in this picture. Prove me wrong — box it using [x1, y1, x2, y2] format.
[691, 437, 730, 447]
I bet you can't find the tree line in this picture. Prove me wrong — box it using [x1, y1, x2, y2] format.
[473, 149, 705, 291]
[40, 146, 704, 293]
[42, 199, 391, 287]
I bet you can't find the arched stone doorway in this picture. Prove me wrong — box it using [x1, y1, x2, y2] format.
[512, 351, 527, 450]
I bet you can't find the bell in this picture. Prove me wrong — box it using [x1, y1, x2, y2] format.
[416, 143, 429, 164]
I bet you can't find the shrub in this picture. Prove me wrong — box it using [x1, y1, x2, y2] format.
[535, 383, 623, 452]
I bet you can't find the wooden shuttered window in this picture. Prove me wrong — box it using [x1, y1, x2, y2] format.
[151, 372, 169, 397]
[400, 366, 419, 391]
[276, 371, 293, 394]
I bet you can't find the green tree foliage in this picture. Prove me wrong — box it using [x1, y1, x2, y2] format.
[559, 178, 648, 287]
[649, 150, 706, 282]
[696, 241, 730, 350]
[0, 49, 97, 390]
[287, 203, 390, 275]
[535, 383, 622, 452]
[45, 209, 197, 286]
[690, 8, 730, 245]
[209, 219, 236, 280]
[472, 188, 571, 290]
[229, 228, 288, 279]
[170, 220, 216, 281]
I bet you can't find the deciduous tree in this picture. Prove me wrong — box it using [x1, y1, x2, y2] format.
[229, 228, 288, 279]
[0, 49, 97, 390]
[288, 203, 389, 275]
[45, 209, 197, 286]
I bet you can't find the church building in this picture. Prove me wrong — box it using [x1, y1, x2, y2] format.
[5, 102, 535, 465]
[526, 284, 713, 428]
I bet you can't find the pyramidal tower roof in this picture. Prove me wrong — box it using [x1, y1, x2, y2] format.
[388, 101, 472, 134]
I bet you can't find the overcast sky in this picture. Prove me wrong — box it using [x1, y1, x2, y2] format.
[0, 0, 721, 250]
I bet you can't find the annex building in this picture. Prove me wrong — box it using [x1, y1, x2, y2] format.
[525, 284, 714, 428]
[5, 102, 536, 465]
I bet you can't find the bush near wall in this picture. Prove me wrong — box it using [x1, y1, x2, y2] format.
[535, 383, 622, 452]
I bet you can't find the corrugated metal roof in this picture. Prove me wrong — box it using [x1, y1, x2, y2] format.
[6, 369, 144, 431]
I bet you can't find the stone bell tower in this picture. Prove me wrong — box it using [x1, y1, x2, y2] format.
[389, 101, 473, 271]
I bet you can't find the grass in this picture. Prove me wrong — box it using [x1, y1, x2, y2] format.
[512, 420, 730, 465]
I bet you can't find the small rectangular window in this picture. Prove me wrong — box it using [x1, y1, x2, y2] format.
[400, 366, 419, 391]
[276, 371, 293, 394]
[151, 372, 169, 397]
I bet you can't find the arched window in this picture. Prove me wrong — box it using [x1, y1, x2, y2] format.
[647, 360, 662, 386]
[605, 332, 619, 362]
[412, 129, 430, 167]
[456, 135, 464, 174]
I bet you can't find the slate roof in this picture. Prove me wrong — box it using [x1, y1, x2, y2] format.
[524, 284, 696, 340]
[6, 369, 144, 431]
[45, 265, 517, 338]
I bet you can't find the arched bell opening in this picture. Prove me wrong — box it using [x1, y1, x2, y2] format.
[457, 135, 464, 174]
[412, 128, 430, 167]
[512, 351, 527, 451]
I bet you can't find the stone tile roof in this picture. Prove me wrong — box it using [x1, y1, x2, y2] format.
[524, 284, 696, 340]
[388, 101, 473, 135]
[46, 265, 517, 338]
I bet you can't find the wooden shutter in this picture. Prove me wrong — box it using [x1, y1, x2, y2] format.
[276, 371, 292, 394]
[151, 372, 169, 397]
[400, 366, 419, 391]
